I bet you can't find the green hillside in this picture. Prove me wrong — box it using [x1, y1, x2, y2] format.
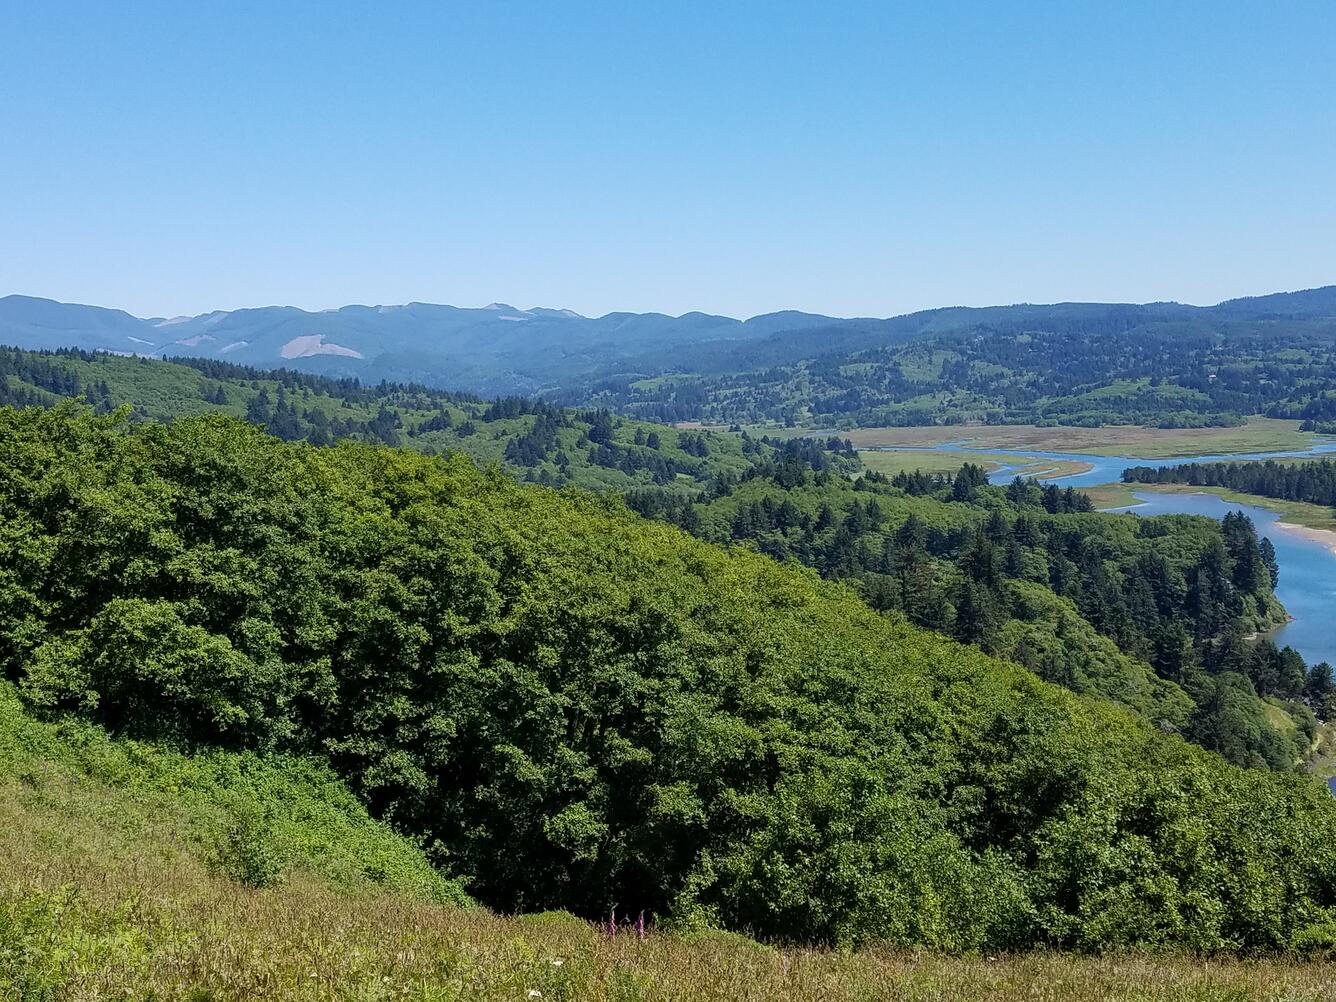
[8, 673, 1336, 1002]
[4, 406, 1336, 956]
[579, 320, 1336, 430]
[5, 680, 1336, 999]
[631, 464, 1320, 771]
[3, 346, 1323, 770]
[0, 346, 855, 494]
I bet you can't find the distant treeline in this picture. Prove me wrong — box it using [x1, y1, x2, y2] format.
[0, 344, 482, 408]
[572, 322, 1336, 430]
[0, 345, 860, 494]
[1124, 458, 1336, 508]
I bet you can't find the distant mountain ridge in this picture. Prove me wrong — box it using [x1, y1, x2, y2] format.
[0, 294, 842, 394]
[2, 286, 1334, 396]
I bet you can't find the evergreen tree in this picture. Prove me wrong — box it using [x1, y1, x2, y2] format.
[1260, 536, 1280, 588]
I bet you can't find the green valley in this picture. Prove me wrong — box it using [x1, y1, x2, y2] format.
[5, 346, 1323, 773]
[0, 346, 856, 494]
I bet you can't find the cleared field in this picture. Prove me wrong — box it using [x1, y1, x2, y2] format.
[860, 449, 1092, 481]
[840, 418, 1321, 458]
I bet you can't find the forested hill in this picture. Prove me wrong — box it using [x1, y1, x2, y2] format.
[0, 345, 856, 493]
[630, 463, 1327, 772]
[0, 294, 842, 395]
[568, 291, 1336, 429]
[5, 405, 1336, 950]
[3, 345, 1325, 772]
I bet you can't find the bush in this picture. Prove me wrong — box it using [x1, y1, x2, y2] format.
[214, 806, 285, 888]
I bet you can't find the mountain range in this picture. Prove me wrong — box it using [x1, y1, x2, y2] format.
[3, 286, 1336, 398]
[0, 295, 844, 395]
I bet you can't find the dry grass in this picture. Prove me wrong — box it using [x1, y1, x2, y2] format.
[839, 418, 1319, 458]
[6, 777, 1336, 1002]
[8, 858, 1336, 1000]
[859, 449, 1093, 480]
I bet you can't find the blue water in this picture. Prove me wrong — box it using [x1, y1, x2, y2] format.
[892, 440, 1336, 489]
[1109, 490, 1336, 668]
[898, 441, 1336, 669]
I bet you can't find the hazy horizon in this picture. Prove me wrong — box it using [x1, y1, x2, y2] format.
[11, 278, 1336, 326]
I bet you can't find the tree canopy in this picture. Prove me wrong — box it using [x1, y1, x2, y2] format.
[3, 405, 1336, 950]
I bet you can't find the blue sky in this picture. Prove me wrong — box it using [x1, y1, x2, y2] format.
[2, 1, 1334, 319]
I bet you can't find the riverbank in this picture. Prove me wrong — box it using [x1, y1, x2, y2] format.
[1076, 483, 1336, 669]
[1117, 482, 1336, 531]
[1276, 521, 1336, 557]
[1086, 481, 1336, 553]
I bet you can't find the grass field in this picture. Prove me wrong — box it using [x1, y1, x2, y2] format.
[8, 682, 1336, 1000]
[12, 861, 1336, 1001]
[839, 417, 1323, 458]
[1085, 483, 1142, 510]
[859, 449, 1092, 481]
[11, 872, 1336, 1002]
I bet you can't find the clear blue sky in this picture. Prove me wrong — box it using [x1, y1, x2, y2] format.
[3, 1, 1334, 319]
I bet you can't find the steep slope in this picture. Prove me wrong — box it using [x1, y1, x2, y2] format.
[3, 406, 1336, 950]
[0, 679, 463, 906]
[7, 677, 1336, 998]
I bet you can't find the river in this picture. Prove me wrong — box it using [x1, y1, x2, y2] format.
[894, 441, 1336, 669]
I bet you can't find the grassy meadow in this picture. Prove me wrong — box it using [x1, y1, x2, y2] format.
[859, 448, 1092, 480]
[11, 874, 1336, 1002]
[839, 417, 1323, 458]
[1084, 482, 1142, 510]
[3, 679, 1336, 1002]
[10, 830, 1336, 1002]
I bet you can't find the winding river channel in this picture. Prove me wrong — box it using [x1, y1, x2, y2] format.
[901, 441, 1336, 669]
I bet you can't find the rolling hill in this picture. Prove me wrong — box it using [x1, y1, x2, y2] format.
[4, 404, 1336, 954]
[6, 287, 1335, 414]
[0, 295, 839, 395]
